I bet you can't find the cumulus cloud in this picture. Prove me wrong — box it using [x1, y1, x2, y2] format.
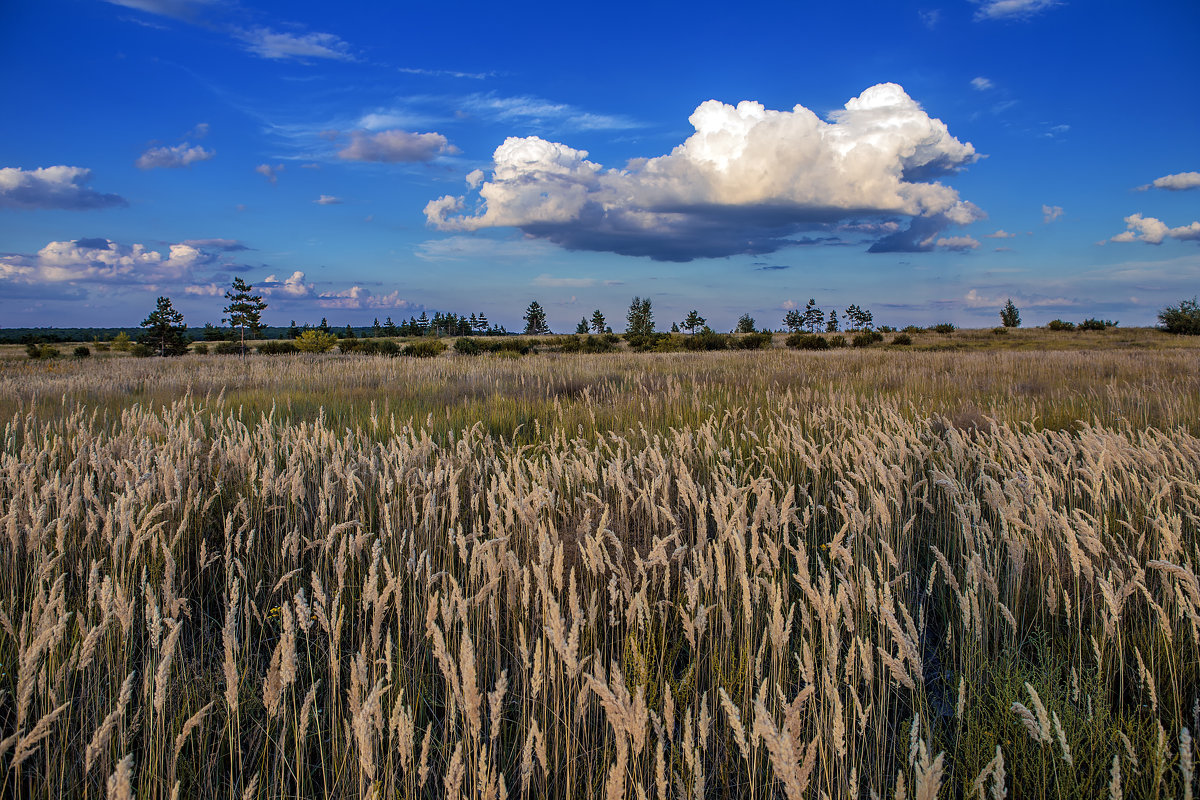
[1137, 171, 1200, 192]
[974, 0, 1060, 20]
[184, 283, 223, 296]
[1042, 204, 1063, 223]
[234, 27, 353, 61]
[985, 229, 1017, 238]
[971, 77, 994, 91]
[0, 238, 215, 286]
[136, 142, 214, 169]
[935, 235, 980, 251]
[337, 130, 457, 163]
[426, 83, 982, 261]
[315, 195, 342, 205]
[1109, 213, 1200, 245]
[256, 163, 283, 184]
[0, 166, 127, 210]
[261, 271, 312, 297]
[317, 286, 412, 309]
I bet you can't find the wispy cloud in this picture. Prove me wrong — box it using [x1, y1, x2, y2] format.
[398, 67, 494, 80]
[136, 142, 214, 169]
[315, 195, 342, 205]
[233, 27, 354, 62]
[1042, 204, 1063, 223]
[974, 0, 1060, 21]
[532, 274, 596, 288]
[971, 77, 994, 91]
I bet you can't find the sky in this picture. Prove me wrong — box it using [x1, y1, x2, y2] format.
[1, 0, 1198, 331]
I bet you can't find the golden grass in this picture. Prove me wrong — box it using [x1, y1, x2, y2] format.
[0, 349, 1196, 798]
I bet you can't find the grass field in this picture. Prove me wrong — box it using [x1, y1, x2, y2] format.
[1, 347, 1197, 798]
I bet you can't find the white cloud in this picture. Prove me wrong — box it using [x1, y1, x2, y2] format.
[315, 195, 342, 205]
[985, 229, 1017, 238]
[974, 0, 1060, 20]
[532, 274, 596, 288]
[103, 0, 211, 21]
[136, 142, 214, 169]
[0, 238, 215, 285]
[338, 129, 457, 163]
[1109, 213, 1200, 245]
[964, 288, 1073, 307]
[234, 27, 353, 61]
[317, 286, 412, 309]
[261, 271, 312, 297]
[184, 283, 223, 296]
[455, 94, 641, 131]
[256, 163, 282, 184]
[0, 166, 126, 210]
[1138, 171, 1200, 192]
[970, 77, 994, 91]
[1042, 204, 1063, 223]
[426, 83, 983, 260]
[936, 235, 980, 251]
[189, 122, 210, 138]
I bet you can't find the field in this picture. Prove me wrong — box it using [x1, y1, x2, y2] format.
[1, 346, 1198, 798]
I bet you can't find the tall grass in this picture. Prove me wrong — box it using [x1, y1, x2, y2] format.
[0, 350, 1197, 798]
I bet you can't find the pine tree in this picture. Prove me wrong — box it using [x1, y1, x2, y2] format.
[826, 310, 839, 332]
[475, 313, 488, 333]
[575, 317, 589, 334]
[384, 316, 398, 336]
[783, 309, 804, 333]
[523, 301, 550, 335]
[803, 298, 823, 333]
[417, 312, 429, 334]
[140, 296, 189, 357]
[682, 310, 706, 334]
[1000, 299, 1021, 328]
[222, 277, 267, 355]
[735, 314, 756, 334]
[626, 297, 654, 336]
[372, 317, 382, 337]
[590, 309, 606, 334]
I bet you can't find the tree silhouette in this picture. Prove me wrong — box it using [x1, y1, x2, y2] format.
[222, 277, 267, 355]
[140, 296, 189, 357]
[523, 301, 550, 335]
[590, 309, 607, 334]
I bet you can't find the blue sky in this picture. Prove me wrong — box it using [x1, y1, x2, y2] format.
[1, 0, 1197, 331]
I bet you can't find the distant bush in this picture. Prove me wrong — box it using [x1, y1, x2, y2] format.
[26, 343, 61, 360]
[1158, 297, 1200, 335]
[902, 325, 923, 334]
[731, 332, 772, 350]
[404, 339, 446, 358]
[454, 337, 482, 355]
[891, 334, 912, 346]
[992, 327, 1009, 335]
[1078, 318, 1118, 331]
[192, 343, 209, 355]
[786, 333, 829, 350]
[73, 345, 91, 359]
[354, 339, 401, 356]
[877, 325, 896, 333]
[852, 331, 885, 348]
[130, 343, 154, 358]
[682, 331, 729, 351]
[625, 333, 678, 352]
[929, 323, 956, 334]
[110, 332, 132, 352]
[491, 338, 533, 355]
[257, 340, 299, 355]
[94, 342, 111, 352]
[295, 330, 338, 353]
[214, 341, 248, 355]
[1047, 319, 1076, 331]
[828, 335, 847, 349]
[558, 334, 618, 353]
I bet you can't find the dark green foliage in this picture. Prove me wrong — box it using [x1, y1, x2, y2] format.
[1159, 297, 1200, 334]
[192, 343, 209, 355]
[786, 333, 829, 350]
[626, 296, 655, 337]
[403, 339, 447, 358]
[1079, 318, 1118, 331]
[454, 337, 482, 355]
[902, 325, 923, 334]
[139, 296, 190, 356]
[731, 332, 772, 350]
[1000, 298, 1021, 327]
[25, 343, 61, 359]
[930, 323, 957, 334]
[214, 341, 248, 355]
[625, 332, 678, 352]
[556, 334, 617, 353]
[852, 331, 884, 347]
[681, 330, 728, 351]
[1047, 319, 1076, 331]
[828, 335, 847, 348]
[223, 277, 267, 344]
[256, 340, 299, 355]
[523, 300, 551, 335]
[891, 334, 912, 346]
[735, 314, 756, 334]
[73, 345, 90, 358]
[130, 343, 154, 357]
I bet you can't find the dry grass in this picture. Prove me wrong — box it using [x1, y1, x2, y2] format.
[0, 349, 1197, 798]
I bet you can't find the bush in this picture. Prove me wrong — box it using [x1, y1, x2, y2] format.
[110, 332, 132, 352]
[786, 333, 829, 350]
[1158, 297, 1200, 335]
[731, 332, 772, 350]
[891, 334, 912, 346]
[1047, 319, 1076, 331]
[130, 343, 154, 357]
[214, 341, 248, 355]
[73, 345, 91, 359]
[877, 325, 896, 333]
[295, 330, 338, 353]
[403, 339, 446, 358]
[257, 340, 299, 355]
[992, 327, 1009, 336]
[625, 333, 678, 352]
[192, 343, 209, 355]
[930, 323, 956, 334]
[852, 331, 884, 348]
[1078, 318, 1117, 331]
[902, 325, 923, 334]
[681, 331, 729, 351]
[94, 342, 111, 352]
[454, 337, 482, 355]
[354, 339, 401, 356]
[25, 343, 61, 360]
[828, 335, 847, 348]
[558, 334, 617, 354]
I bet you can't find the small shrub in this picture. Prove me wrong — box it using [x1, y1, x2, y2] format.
[1158, 297, 1200, 335]
[214, 341, 248, 355]
[732, 332, 772, 350]
[992, 327, 1009, 335]
[852, 331, 884, 347]
[786, 333, 829, 350]
[1047, 319, 1076, 331]
[1078, 318, 1117, 331]
[828, 335, 847, 348]
[257, 340, 299, 355]
[891, 334, 912, 346]
[877, 325, 896, 333]
[930, 323, 956, 334]
[404, 339, 446, 358]
[110, 332, 132, 351]
[73, 345, 91, 359]
[130, 343, 154, 357]
[682, 331, 729, 351]
[94, 342, 111, 352]
[26, 343, 61, 360]
[192, 343, 209, 355]
[626, 333, 678, 352]
[353, 339, 400, 356]
[454, 337, 482, 355]
[902, 325, 923, 334]
[295, 330, 338, 353]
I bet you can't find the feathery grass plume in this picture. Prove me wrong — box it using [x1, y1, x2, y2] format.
[1182, 728, 1194, 800]
[717, 687, 750, 762]
[1109, 754, 1122, 800]
[1051, 710, 1072, 766]
[753, 694, 818, 800]
[172, 701, 214, 761]
[10, 702, 69, 770]
[972, 745, 1008, 799]
[86, 671, 136, 773]
[153, 618, 183, 716]
[241, 772, 259, 800]
[417, 724, 433, 788]
[106, 753, 135, 800]
[222, 578, 241, 714]
[1011, 702, 1044, 743]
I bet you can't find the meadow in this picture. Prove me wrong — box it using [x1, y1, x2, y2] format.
[0, 345, 1197, 798]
